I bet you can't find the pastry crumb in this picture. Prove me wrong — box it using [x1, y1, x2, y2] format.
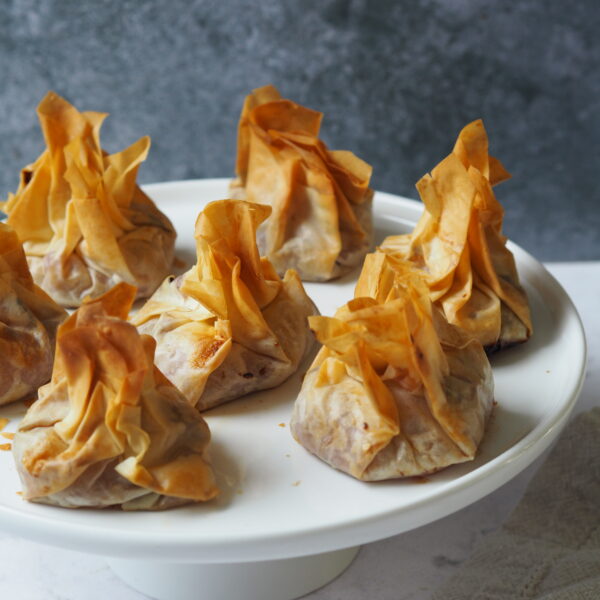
[278, 422, 286, 428]
[292, 480, 301, 487]
[0, 418, 8, 432]
[1, 432, 14, 440]
[0, 443, 11, 451]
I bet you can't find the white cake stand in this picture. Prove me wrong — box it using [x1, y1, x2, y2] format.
[0, 180, 586, 600]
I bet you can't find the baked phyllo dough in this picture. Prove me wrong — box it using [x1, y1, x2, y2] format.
[133, 199, 317, 411]
[13, 283, 218, 510]
[230, 85, 373, 282]
[1, 92, 176, 308]
[380, 120, 532, 352]
[290, 253, 493, 481]
[0, 223, 66, 406]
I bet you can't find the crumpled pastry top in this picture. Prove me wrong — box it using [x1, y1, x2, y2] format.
[133, 199, 317, 411]
[380, 120, 532, 351]
[291, 253, 493, 481]
[13, 283, 218, 510]
[1, 92, 176, 307]
[229, 84, 373, 282]
[0, 223, 66, 406]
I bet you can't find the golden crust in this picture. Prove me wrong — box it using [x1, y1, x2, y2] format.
[2, 92, 175, 307]
[380, 120, 532, 350]
[13, 283, 218, 509]
[291, 255, 493, 481]
[230, 85, 373, 281]
[133, 199, 317, 410]
[0, 223, 66, 406]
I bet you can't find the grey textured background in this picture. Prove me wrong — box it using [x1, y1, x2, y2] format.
[1, 0, 598, 260]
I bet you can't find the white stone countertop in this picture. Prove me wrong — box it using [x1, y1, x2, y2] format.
[0, 262, 597, 599]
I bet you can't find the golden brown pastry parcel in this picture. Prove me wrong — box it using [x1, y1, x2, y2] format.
[1, 92, 176, 308]
[380, 120, 532, 352]
[290, 253, 493, 481]
[0, 223, 66, 406]
[133, 199, 317, 411]
[230, 85, 373, 282]
[12, 283, 218, 510]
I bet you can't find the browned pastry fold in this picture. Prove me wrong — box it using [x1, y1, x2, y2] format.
[13, 283, 218, 510]
[1, 92, 176, 307]
[379, 120, 532, 351]
[0, 222, 66, 406]
[133, 199, 317, 411]
[291, 254, 493, 480]
[230, 85, 373, 281]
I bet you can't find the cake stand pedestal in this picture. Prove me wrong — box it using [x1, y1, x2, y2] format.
[108, 546, 359, 600]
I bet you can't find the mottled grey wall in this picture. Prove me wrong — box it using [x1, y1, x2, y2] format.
[1, 0, 598, 260]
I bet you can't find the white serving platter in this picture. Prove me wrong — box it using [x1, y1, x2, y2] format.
[0, 179, 586, 600]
